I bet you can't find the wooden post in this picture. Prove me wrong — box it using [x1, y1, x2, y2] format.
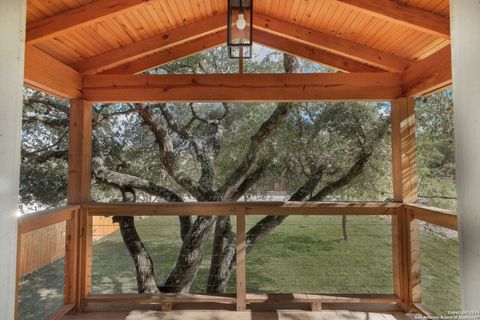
[391, 97, 421, 310]
[391, 208, 402, 298]
[67, 99, 93, 205]
[64, 209, 79, 305]
[236, 207, 247, 311]
[67, 99, 93, 311]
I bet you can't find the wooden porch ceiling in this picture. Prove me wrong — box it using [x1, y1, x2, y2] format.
[24, 0, 452, 100]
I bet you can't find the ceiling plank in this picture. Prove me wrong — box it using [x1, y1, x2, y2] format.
[254, 30, 383, 73]
[26, 0, 152, 44]
[75, 13, 227, 75]
[255, 14, 410, 73]
[83, 73, 402, 102]
[24, 45, 82, 98]
[402, 45, 452, 96]
[335, 0, 450, 39]
[103, 31, 227, 74]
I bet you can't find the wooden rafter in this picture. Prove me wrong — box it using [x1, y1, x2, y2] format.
[104, 29, 384, 75]
[253, 30, 383, 73]
[103, 31, 227, 74]
[74, 13, 227, 75]
[24, 45, 82, 98]
[335, 0, 450, 39]
[26, 0, 152, 44]
[255, 14, 410, 73]
[402, 45, 452, 96]
[87, 13, 405, 75]
[82, 73, 402, 102]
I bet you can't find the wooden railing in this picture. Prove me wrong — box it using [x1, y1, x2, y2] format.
[15, 201, 459, 318]
[403, 203, 458, 316]
[16, 206, 80, 320]
[84, 201, 401, 312]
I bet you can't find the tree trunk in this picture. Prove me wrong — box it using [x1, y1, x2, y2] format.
[206, 217, 236, 293]
[116, 216, 159, 293]
[342, 215, 348, 241]
[160, 216, 217, 293]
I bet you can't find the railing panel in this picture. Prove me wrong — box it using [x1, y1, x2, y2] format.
[17, 221, 66, 320]
[245, 214, 394, 295]
[418, 221, 461, 315]
[16, 206, 78, 320]
[91, 215, 238, 295]
[85, 202, 400, 308]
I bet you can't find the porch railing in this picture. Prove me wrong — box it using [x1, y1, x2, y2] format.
[16, 205, 80, 320]
[15, 201, 459, 318]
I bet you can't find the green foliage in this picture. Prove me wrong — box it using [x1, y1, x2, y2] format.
[415, 90, 457, 210]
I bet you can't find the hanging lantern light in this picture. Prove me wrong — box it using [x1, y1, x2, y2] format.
[227, 0, 253, 59]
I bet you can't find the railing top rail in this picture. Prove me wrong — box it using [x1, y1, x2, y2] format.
[83, 201, 401, 216]
[404, 203, 457, 231]
[17, 205, 80, 234]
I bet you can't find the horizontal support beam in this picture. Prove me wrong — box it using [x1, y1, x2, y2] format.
[103, 31, 227, 74]
[255, 14, 410, 73]
[17, 205, 79, 234]
[24, 46, 83, 98]
[26, 0, 150, 44]
[253, 30, 383, 73]
[404, 204, 457, 230]
[335, 0, 450, 39]
[84, 201, 401, 216]
[75, 14, 227, 75]
[402, 45, 452, 96]
[83, 73, 402, 102]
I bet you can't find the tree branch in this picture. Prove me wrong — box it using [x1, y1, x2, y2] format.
[136, 104, 202, 199]
[92, 156, 183, 202]
[244, 164, 326, 252]
[26, 149, 68, 163]
[23, 113, 68, 128]
[92, 156, 192, 240]
[159, 105, 216, 199]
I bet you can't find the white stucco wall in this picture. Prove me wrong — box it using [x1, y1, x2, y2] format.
[0, 1, 27, 319]
[451, 0, 480, 312]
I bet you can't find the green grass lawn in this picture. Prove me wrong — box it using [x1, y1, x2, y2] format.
[18, 215, 461, 319]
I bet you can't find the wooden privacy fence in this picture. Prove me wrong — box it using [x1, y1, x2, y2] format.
[18, 215, 118, 278]
[15, 201, 459, 319]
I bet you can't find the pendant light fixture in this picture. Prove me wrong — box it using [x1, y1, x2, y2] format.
[227, 0, 253, 59]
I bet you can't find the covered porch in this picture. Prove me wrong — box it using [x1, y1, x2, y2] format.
[1, 0, 479, 319]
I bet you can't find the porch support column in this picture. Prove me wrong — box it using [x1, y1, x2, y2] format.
[0, 1, 27, 319]
[391, 97, 421, 310]
[67, 99, 92, 205]
[67, 99, 92, 309]
[450, 0, 480, 311]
